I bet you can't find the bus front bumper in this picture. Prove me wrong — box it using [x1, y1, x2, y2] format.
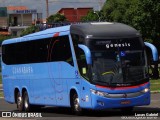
[90, 89, 150, 110]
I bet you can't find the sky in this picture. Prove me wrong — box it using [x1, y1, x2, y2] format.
[0, 0, 106, 19]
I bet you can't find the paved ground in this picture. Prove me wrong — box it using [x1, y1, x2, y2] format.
[0, 93, 160, 120]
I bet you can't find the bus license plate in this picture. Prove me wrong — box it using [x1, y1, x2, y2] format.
[120, 100, 131, 105]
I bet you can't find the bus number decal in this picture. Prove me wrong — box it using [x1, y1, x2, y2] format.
[12, 66, 33, 74]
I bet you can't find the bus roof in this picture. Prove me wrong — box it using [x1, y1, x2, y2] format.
[23, 25, 71, 37]
[70, 22, 140, 38]
[2, 22, 140, 45]
[2, 25, 71, 45]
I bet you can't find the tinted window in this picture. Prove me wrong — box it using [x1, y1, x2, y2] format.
[2, 35, 73, 66]
[71, 34, 88, 77]
[49, 36, 73, 65]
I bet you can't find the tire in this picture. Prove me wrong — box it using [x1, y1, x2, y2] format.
[71, 93, 82, 115]
[16, 92, 23, 111]
[23, 91, 31, 112]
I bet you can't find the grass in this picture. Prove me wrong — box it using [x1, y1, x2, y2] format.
[0, 92, 3, 97]
[150, 79, 160, 92]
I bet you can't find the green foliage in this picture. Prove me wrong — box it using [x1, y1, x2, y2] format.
[47, 13, 67, 23]
[102, 0, 160, 43]
[0, 92, 3, 97]
[81, 10, 99, 22]
[150, 79, 160, 92]
[81, 10, 105, 22]
[20, 25, 39, 36]
[0, 35, 12, 43]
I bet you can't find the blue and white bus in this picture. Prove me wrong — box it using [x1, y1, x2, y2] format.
[1, 22, 150, 115]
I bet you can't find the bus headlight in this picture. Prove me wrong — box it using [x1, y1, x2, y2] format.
[141, 88, 150, 93]
[90, 89, 108, 97]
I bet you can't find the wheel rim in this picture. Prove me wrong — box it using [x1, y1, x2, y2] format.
[17, 93, 22, 110]
[74, 95, 80, 112]
[24, 94, 29, 109]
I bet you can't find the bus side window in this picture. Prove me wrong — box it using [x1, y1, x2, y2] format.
[77, 48, 88, 75]
[50, 35, 74, 66]
[71, 34, 88, 79]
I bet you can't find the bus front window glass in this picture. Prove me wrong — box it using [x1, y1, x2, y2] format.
[91, 51, 123, 85]
[88, 38, 148, 86]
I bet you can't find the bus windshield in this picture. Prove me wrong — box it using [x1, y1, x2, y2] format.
[91, 50, 147, 86]
[85, 37, 148, 86]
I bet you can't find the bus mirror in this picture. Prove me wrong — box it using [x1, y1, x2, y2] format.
[78, 44, 92, 64]
[144, 42, 158, 62]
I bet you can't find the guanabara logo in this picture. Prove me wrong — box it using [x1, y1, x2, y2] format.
[106, 42, 131, 49]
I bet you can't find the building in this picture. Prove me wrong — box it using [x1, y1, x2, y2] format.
[58, 8, 93, 22]
[7, 6, 41, 26]
[0, 7, 8, 27]
[0, 6, 42, 36]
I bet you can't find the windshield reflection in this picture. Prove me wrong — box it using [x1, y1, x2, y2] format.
[91, 50, 147, 86]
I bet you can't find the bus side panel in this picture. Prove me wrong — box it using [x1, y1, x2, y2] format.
[2, 64, 15, 103]
[80, 80, 92, 109]
[55, 62, 76, 107]
[44, 62, 60, 106]
[30, 63, 56, 105]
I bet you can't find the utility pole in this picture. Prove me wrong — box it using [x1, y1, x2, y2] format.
[46, 0, 49, 18]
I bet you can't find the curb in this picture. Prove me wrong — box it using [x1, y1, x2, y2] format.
[0, 84, 3, 91]
[0, 84, 2, 89]
[151, 91, 160, 93]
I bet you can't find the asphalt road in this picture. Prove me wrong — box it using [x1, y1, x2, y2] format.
[0, 93, 160, 120]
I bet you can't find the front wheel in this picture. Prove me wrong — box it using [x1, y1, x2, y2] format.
[71, 93, 82, 115]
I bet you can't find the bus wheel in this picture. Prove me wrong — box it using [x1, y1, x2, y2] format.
[16, 92, 23, 111]
[23, 91, 31, 112]
[71, 93, 82, 115]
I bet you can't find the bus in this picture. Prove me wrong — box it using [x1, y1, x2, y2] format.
[1, 22, 150, 115]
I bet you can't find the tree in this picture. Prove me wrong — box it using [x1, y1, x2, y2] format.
[102, 0, 160, 43]
[20, 25, 39, 36]
[0, 35, 12, 43]
[81, 10, 99, 22]
[46, 13, 67, 23]
[81, 10, 105, 22]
